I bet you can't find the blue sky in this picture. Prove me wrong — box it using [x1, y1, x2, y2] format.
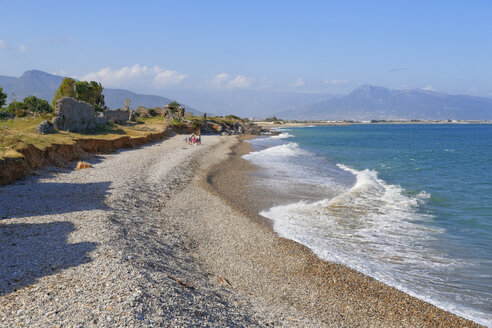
[1, 0, 491, 96]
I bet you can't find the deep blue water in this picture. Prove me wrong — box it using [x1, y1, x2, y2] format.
[244, 124, 492, 326]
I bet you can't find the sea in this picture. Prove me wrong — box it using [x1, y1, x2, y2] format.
[243, 124, 492, 327]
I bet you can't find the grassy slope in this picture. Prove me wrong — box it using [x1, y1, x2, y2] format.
[0, 116, 168, 160]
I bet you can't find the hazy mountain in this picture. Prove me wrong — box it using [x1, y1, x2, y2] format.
[101, 88, 173, 109]
[4, 71, 490, 120]
[0, 70, 333, 118]
[0, 70, 63, 102]
[276, 85, 492, 121]
[168, 89, 336, 118]
[0, 70, 201, 115]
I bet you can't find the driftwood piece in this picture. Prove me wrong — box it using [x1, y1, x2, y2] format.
[217, 276, 232, 288]
[168, 276, 195, 289]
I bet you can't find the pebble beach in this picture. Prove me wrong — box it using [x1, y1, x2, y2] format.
[0, 134, 483, 327]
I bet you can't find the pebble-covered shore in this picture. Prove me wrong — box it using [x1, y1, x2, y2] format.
[0, 134, 483, 327]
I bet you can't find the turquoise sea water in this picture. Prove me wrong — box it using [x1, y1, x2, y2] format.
[244, 124, 492, 326]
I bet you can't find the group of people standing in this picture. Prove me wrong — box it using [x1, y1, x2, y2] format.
[186, 134, 201, 145]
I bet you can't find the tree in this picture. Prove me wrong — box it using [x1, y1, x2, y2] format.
[23, 96, 53, 113]
[75, 81, 105, 112]
[52, 77, 76, 107]
[52, 78, 105, 112]
[167, 101, 181, 114]
[6, 101, 28, 114]
[0, 86, 6, 108]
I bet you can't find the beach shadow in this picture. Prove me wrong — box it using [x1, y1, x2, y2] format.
[0, 180, 111, 219]
[0, 221, 97, 296]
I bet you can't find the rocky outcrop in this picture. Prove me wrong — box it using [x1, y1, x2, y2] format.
[135, 106, 171, 118]
[244, 125, 262, 135]
[201, 122, 223, 134]
[35, 120, 56, 134]
[52, 97, 107, 133]
[199, 119, 261, 135]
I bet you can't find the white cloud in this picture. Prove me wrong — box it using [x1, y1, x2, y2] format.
[291, 78, 305, 87]
[324, 79, 348, 85]
[153, 70, 187, 87]
[51, 70, 71, 77]
[81, 64, 188, 88]
[0, 41, 29, 52]
[228, 75, 253, 88]
[210, 73, 254, 89]
[211, 73, 230, 87]
[422, 85, 435, 91]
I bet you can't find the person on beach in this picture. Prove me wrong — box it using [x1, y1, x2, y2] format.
[197, 135, 201, 145]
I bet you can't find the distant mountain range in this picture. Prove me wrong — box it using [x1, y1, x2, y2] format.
[1, 70, 491, 120]
[0, 70, 202, 115]
[276, 85, 492, 121]
[167, 88, 335, 118]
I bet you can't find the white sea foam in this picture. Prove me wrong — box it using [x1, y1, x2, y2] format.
[258, 163, 492, 326]
[270, 132, 293, 139]
[245, 132, 491, 326]
[243, 142, 307, 161]
[261, 163, 446, 271]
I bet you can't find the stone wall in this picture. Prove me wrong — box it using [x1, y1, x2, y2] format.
[105, 109, 130, 124]
[136, 106, 150, 117]
[52, 97, 107, 133]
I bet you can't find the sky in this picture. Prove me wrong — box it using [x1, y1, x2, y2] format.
[1, 0, 492, 97]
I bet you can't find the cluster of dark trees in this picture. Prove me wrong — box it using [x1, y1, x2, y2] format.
[0, 78, 106, 119]
[1, 78, 181, 121]
[0, 86, 52, 119]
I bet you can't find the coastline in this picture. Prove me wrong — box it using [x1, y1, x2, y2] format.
[256, 121, 492, 130]
[0, 134, 483, 327]
[204, 135, 483, 327]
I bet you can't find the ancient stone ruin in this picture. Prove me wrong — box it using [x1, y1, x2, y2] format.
[123, 99, 131, 110]
[105, 99, 136, 124]
[133, 104, 186, 120]
[105, 109, 131, 124]
[52, 97, 107, 133]
[135, 106, 150, 117]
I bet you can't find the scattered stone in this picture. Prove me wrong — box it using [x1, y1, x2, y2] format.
[76, 161, 92, 170]
[35, 120, 56, 134]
